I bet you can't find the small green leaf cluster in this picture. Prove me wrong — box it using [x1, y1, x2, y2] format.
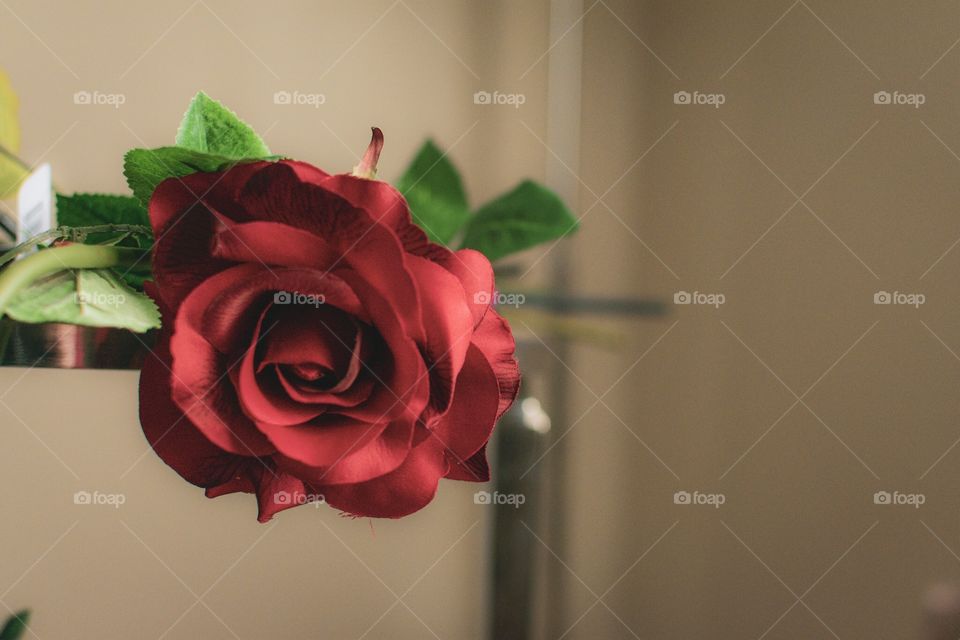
[0, 91, 275, 332]
[397, 140, 578, 261]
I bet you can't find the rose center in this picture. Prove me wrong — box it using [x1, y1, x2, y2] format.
[280, 362, 340, 389]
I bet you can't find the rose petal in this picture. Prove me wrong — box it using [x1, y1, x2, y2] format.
[150, 183, 230, 311]
[236, 163, 427, 345]
[140, 345, 245, 485]
[232, 301, 375, 426]
[470, 309, 520, 420]
[149, 172, 218, 234]
[406, 255, 474, 415]
[149, 163, 271, 310]
[259, 303, 358, 378]
[274, 365, 374, 407]
[319, 174, 447, 260]
[255, 473, 323, 523]
[431, 344, 501, 465]
[234, 305, 328, 426]
[169, 267, 301, 456]
[275, 416, 414, 485]
[319, 437, 449, 518]
[445, 446, 490, 482]
[212, 221, 341, 271]
[139, 286, 247, 486]
[432, 249, 494, 328]
[321, 271, 430, 426]
[182, 263, 365, 356]
[257, 413, 388, 469]
[282, 159, 330, 184]
[205, 462, 322, 523]
[169, 323, 277, 456]
[269, 322, 379, 408]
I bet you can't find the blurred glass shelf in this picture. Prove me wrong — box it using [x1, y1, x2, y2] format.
[0, 294, 664, 370]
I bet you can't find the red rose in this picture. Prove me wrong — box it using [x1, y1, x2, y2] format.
[139, 135, 519, 521]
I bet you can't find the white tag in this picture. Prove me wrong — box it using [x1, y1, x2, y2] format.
[17, 163, 54, 243]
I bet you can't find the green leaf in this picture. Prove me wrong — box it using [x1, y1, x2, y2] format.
[460, 180, 578, 262]
[5, 269, 160, 332]
[0, 609, 29, 640]
[123, 146, 235, 207]
[57, 193, 149, 228]
[176, 91, 270, 159]
[124, 94, 276, 207]
[111, 256, 152, 290]
[396, 140, 469, 244]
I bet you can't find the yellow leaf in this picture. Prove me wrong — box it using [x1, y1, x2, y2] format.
[0, 68, 27, 199]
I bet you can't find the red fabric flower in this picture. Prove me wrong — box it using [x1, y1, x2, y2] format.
[138, 144, 519, 521]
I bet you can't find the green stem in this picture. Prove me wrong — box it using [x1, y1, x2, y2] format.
[0, 224, 153, 269]
[0, 244, 146, 316]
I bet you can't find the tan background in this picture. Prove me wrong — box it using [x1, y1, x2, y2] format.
[2, 1, 960, 638]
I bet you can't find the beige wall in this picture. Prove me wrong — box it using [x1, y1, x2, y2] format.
[558, 1, 960, 638]
[2, 1, 960, 639]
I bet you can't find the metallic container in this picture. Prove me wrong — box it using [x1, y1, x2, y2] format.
[0, 320, 153, 370]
